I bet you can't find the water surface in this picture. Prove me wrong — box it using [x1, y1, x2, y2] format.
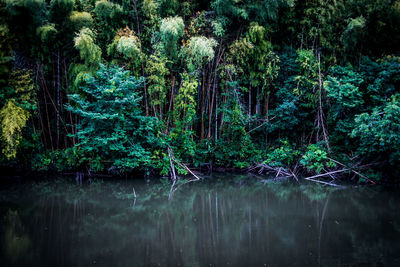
[1, 174, 400, 267]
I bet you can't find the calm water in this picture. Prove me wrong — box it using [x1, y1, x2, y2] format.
[1, 174, 400, 267]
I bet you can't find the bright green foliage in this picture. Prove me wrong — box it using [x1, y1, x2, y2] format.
[184, 36, 217, 73]
[9, 70, 36, 109]
[170, 73, 198, 158]
[174, 73, 198, 124]
[93, 0, 123, 21]
[294, 49, 318, 101]
[227, 37, 253, 77]
[66, 64, 159, 172]
[74, 27, 102, 67]
[145, 54, 170, 107]
[0, 70, 35, 159]
[116, 36, 141, 59]
[246, 22, 279, 94]
[264, 140, 299, 167]
[143, 0, 159, 23]
[73, 27, 102, 88]
[69, 11, 94, 30]
[227, 22, 279, 100]
[351, 95, 400, 165]
[0, 100, 30, 159]
[211, 17, 228, 37]
[300, 143, 335, 174]
[107, 27, 142, 75]
[159, 16, 184, 62]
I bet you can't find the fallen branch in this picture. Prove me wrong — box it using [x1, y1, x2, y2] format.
[303, 169, 350, 180]
[290, 170, 299, 182]
[304, 177, 341, 187]
[250, 163, 295, 180]
[327, 157, 376, 185]
[167, 146, 202, 200]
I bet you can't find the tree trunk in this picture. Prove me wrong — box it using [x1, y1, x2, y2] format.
[56, 50, 60, 149]
[200, 66, 206, 140]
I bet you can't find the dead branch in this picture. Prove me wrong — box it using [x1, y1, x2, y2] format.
[303, 169, 350, 180]
[327, 157, 376, 185]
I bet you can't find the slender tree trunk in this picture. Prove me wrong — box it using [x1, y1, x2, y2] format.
[167, 73, 176, 128]
[215, 93, 218, 141]
[248, 86, 251, 128]
[264, 91, 270, 144]
[132, 0, 141, 39]
[208, 76, 216, 139]
[63, 58, 75, 146]
[256, 87, 260, 115]
[39, 65, 54, 150]
[317, 53, 330, 152]
[264, 91, 270, 120]
[144, 80, 149, 116]
[44, 90, 54, 151]
[200, 66, 206, 140]
[205, 62, 212, 139]
[35, 63, 47, 149]
[56, 50, 60, 149]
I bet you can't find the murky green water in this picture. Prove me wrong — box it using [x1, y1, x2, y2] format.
[1, 174, 400, 267]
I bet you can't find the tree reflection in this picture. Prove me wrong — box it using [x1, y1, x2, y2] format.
[0, 176, 399, 266]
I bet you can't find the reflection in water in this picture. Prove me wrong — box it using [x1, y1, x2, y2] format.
[0, 175, 400, 267]
[3, 210, 31, 263]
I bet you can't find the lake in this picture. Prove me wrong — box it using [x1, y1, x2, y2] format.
[1, 174, 400, 266]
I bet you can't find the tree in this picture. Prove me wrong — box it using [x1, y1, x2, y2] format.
[183, 36, 217, 73]
[145, 53, 170, 117]
[159, 16, 184, 63]
[351, 94, 400, 166]
[215, 81, 261, 168]
[72, 27, 102, 88]
[325, 65, 363, 147]
[93, 0, 125, 47]
[170, 73, 198, 159]
[107, 27, 143, 76]
[66, 64, 159, 173]
[0, 70, 36, 159]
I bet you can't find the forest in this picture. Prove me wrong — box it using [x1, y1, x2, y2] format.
[0, 0, 400, 183]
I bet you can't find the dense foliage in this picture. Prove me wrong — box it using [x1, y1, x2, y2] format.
[0, 0, 399, 181]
